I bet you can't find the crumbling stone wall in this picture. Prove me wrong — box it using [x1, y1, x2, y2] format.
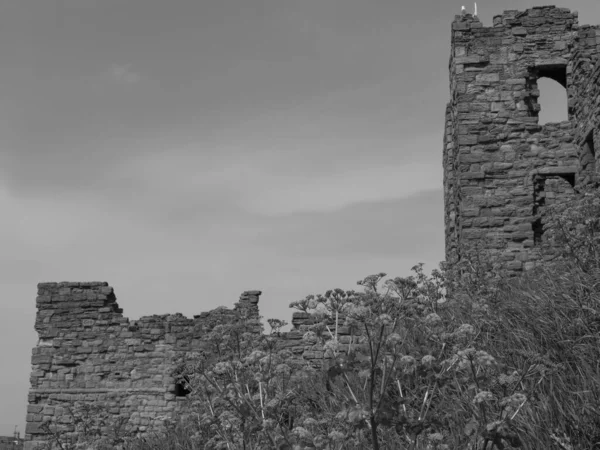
[444, 6, 600, 271]
[25, 283, 263, 448]
[24, 283, 357, 449]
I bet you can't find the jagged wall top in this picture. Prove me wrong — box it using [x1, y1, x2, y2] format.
[24, 282, 354, 449]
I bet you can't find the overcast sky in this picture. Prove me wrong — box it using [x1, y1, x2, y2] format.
[0, 0, 596, 437]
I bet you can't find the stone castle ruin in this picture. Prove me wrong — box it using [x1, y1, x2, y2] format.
[24, 284, 344, 449]
[444, 6, 599, 271]
[24, 6, 600, 448]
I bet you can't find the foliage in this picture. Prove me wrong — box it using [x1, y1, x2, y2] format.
[544, 184, 600, 273]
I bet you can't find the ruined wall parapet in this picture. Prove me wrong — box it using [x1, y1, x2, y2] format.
[275, 311, 359, 365]
[25, 284, 360, 449]
[25, 284, 266, 448]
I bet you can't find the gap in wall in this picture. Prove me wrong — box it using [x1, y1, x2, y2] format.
[537, 76, 569, 125]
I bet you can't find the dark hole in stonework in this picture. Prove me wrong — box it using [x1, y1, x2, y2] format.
[585, 130, 596, 165]
[533, 178, 546, 215]
[580, 130, 596, 182]
[586, 130, 596, 155]
[559, 173, 576, 187]
[465, 61, 490, 69]
[175, 375, 191, 397]
[533, 218, 544, 245]
[537, 66, 567, 88]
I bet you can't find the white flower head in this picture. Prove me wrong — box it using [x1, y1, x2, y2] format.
[424, 313, 442, 326]
[400, 355, 416, 367]
[292, 426, 313, 440]
[378, 314, 392, 325]
[454, 324, 475, 340]
[323, 340, 339, 351]
[473, 390, 495, 404]
[421, 355, 436, 365]
[475, 350, 496, 367]
[328, 430, 346, 441]
[386, 333, 402, 346]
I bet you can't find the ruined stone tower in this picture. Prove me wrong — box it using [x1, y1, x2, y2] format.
[444, 6, 600, 271]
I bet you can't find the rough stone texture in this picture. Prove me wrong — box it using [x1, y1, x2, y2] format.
[23, 284, 356, 449]
[444, 6, 600, 272]
[24, 283, 265, 448]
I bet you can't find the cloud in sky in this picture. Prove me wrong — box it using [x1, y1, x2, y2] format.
[240, 163, 441, 216]
[252, 189, 444, 259]
[100, 135, 441, 218]
[110, 64, 141, 84]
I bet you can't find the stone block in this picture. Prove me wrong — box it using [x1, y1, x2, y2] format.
[506, 260, 523, 270]
[458, 136, 478, 145]
[452, 22, 472, 31]
[25, 422, 45, 435]
[475, 73, 500, 84]
[461, 172, 485, 180]
[506, 78, 526, 85]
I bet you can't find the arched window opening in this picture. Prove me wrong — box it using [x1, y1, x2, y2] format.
[536, 77, 569, 124]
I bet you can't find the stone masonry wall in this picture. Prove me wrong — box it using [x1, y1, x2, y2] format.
[572, 24, 600, 185]
[444, 6, 600, 271]
[24, 283, 358, 449]
[25, 283, 264, 448]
